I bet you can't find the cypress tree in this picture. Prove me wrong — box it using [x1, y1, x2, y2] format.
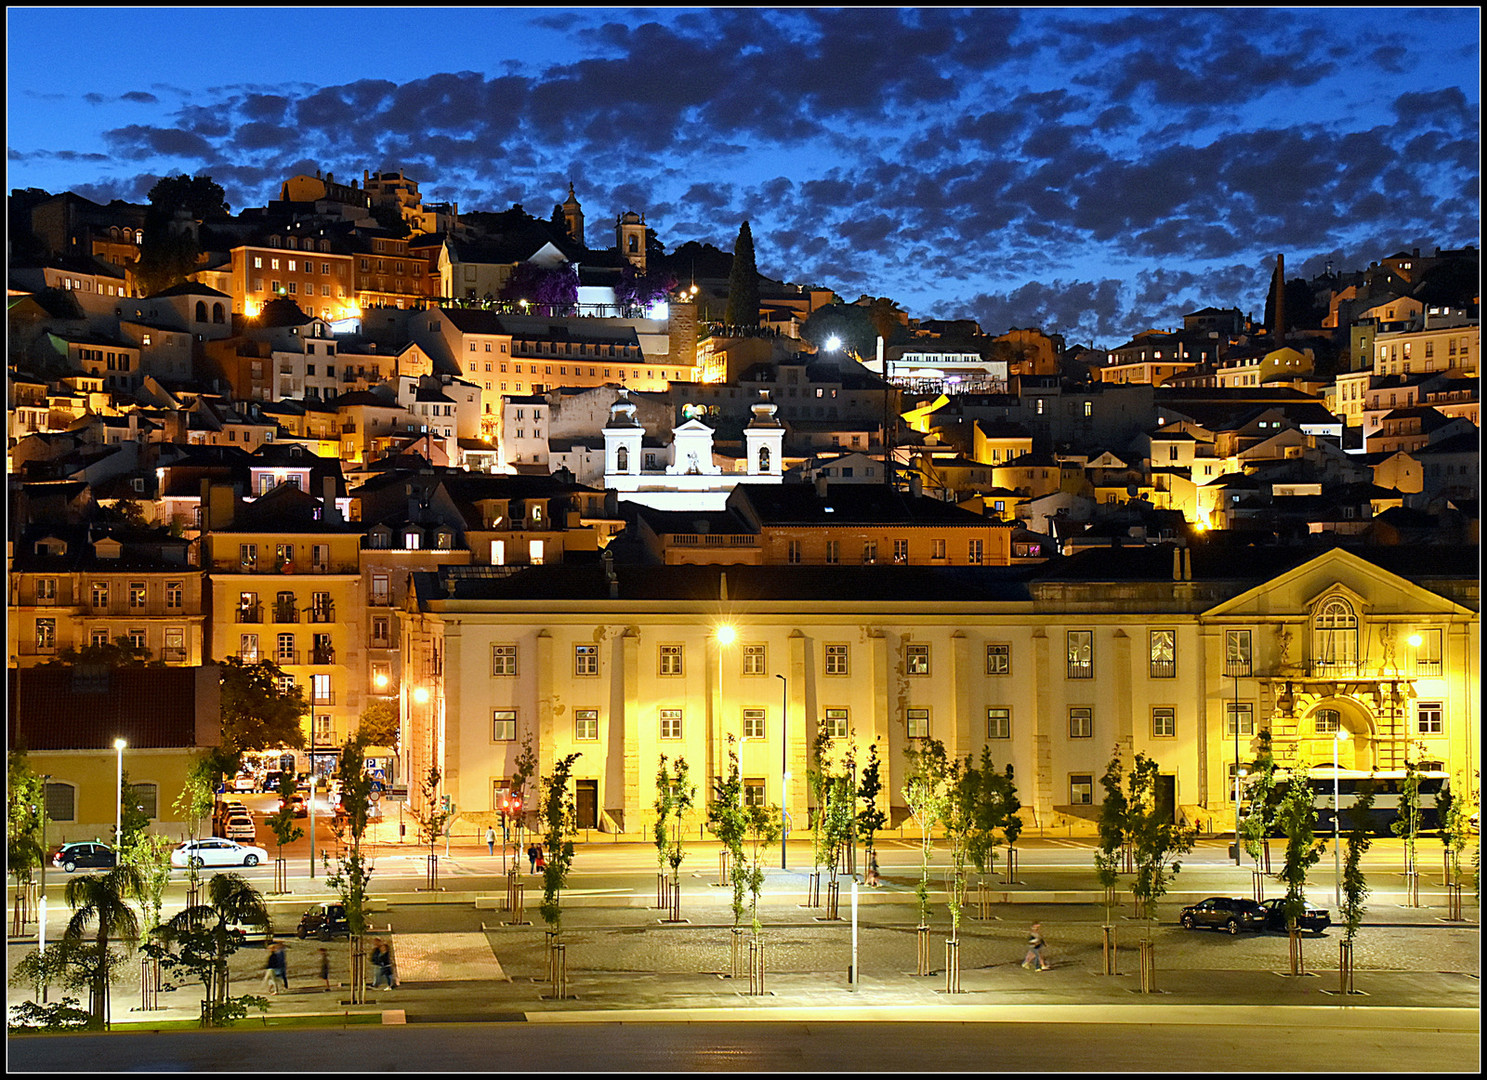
[724, 220, 760, 328]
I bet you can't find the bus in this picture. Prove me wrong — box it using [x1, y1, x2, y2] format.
[1244, 768, 1450, 836]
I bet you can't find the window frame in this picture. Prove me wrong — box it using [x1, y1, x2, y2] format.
[1068, 706, 1093, 739]
[905, 643, 931, 676]
[574, 643, 599, 677]
[658, 644, 684, 677]
[907, 707, 930, 739]
[492, 708, 518, 742]
[824, 643, 850, 676]
[1066, 630, 1093, 679]
[659, 709, 682, 740]
[491, 644, 518, 677]
[574, 708, 599, 741]
[1148, 628, 1176, 678]
[987, 707, 1011, 740]
[1151, 706, 1176, 738]
[986, 643, 1011, 676]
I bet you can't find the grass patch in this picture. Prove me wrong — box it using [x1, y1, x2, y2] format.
[111, 1012, 384, 1034]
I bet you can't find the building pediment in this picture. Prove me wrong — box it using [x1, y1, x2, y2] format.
[1203, 547, 1471, 620]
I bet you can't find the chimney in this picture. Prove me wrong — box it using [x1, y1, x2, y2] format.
[815, 473, 829, 499]
[1272, 253, 1286, 341]
[909, 473, 923, 498]
[321, 475, 340, 524]
[1172, 546, 1182, 581]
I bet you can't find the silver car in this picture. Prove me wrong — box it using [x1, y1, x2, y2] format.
[171, 838, 269, 869]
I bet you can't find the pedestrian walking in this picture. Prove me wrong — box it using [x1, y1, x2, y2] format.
[271, 941, 290, 991]
[318, 947, 331, 991]
[486, 826, 497, 856]
[262, 940, 279, 994]
[369, 939, 392, 990]
[1022, 922, 1049, 971]
[865, 850, 882, 887]
[527, 843, 540, 873]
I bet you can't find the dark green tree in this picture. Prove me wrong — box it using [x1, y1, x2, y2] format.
[1338, 778, 1375, 993]
[356, 699, 399, 750]
[539, 753, 582, 935]
[800, 302, 877, 358]
[902, 737, 951, 929]
[1094, 745, 1128, 926]
[8, 747, 47, 906]
[324, 735, 375, 1003]
[44, 637, 156, 668]
[1437, 774, 1472, 886]
[147, 174, 229, 220]
[1276, 763, 1326, 974]
[706, 737, 749, 932]
[855, 740, 888, 873]
[1126, 752, 1195, 990]
[158, 872, 270, 1026]
[63, 864, 145, 1028]
[218, 656, 308, 753]
[723, 219, 760, 327]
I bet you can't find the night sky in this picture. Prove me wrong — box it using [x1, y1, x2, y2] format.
[7, 7, 1480, 347]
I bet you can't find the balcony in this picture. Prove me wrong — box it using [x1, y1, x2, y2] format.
[273, 606, 299, 624]
[368, 591, 392, 608]
[161, 647, 187, 664]
[236, 605, 263, 624]
[311, 690, 336, 706]
[311, 646, 336, 666]
[369, 634, 392, 649]
[308, 604, 335, 623]
[275, 650, 301, 665]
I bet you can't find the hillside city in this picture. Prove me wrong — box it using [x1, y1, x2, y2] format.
[6, 167, 1480, 855]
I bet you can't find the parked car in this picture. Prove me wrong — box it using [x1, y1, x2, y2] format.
[223, 814, 256, 842]
[1258, 897, 1331, 932]
[297, 902, 350, 940]
[261, 770, 285, 794]
[279, 793, 308, 818]
[171, 838, 268, 869]
[231, 774, 258, 793]
[1178, 896, 1268, 934]
[51, 842, 116, 872]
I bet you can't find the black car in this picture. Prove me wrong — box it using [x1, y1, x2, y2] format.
[297, 902, 350, 940]
[51, 842, 116, 872]
[1178, 896, 1268, 934]
[1258, 897, 1331, 932]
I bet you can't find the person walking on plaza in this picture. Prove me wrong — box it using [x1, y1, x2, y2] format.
[865, 850, 882, 887]
[1022, 922, 1048, 971]
[263, 940, 280, 994]
[369, 939, 392, 990]
[486, 826, 497, 856]
[528, 842, 540, 873]
[318, 947, 331, 992]
[272, 941, 291, 992]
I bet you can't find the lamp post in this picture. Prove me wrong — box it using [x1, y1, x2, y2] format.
[1230, 666, 1242, 865]
[715, 625, 735, 788]
[777, 673, 788, 870]
[1333, 727, 1350, 909]
[114, 738, 126, 849]
[39, 774, 50, 961]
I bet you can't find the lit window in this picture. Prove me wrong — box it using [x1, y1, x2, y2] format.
[660, 709, 682, 739]
[987, 707, 1011, 739]
[825, 708, 848, 738]
[743, 644, 767, 675]
[907, 708, 930, 739]
[1069, 706, 1093, 739]
[825, 644, 849, 675]
[575, 644, 599, 676]
[491, 644, 518, 676]
[575, 709, 599, 741]
[1152, 707, 1176, 738]
[659, 645, 683, 676]
[492, 709, 517, 741]
[986, 643, 1010, 675]
[743, 709, 765, 740]
[906, 643, 930, 675]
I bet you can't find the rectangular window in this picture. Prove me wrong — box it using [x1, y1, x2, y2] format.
[968, 538, 983, 564]
[1070, 774, 1094, 805]
[1067, 630, 1093, 679]
[239, 634, 259, 662]
[660, 709, 682, 740]
[165, 581, 183, 610]
[91, 629, 109, 649]
[492, 709, 517, 741]
[1152, 706, 1176, 738]
[310, 673, 332, 705]
[1314, 709, 1340, 734]
[1069, 706, 1093, 739]
[825, 708, 849, 739]
[575, 708, 599, 741]
[862, 540, 877, 564]
[1149, 629, 1176, 678]
[987, 707, 1011, 740]
[44, 782, 75, 823]
[35, 618, 56, 651]
[907, 708, 930, 739]
[239, 543, 258, 569]
[575, 644, 599, 676]
[659, 645, 683, 676]
[1414, 628, 1442, 676]
[743, 779, 766, 808]
[906, 643, 930, 675]
[1225, 629, 1252, 677]
[743, 644, 767, 675]
[787, 539, 802, 564]
[1225, 702, 1254, 738]
[986, 643, 1010, 675]
[129, 582, 147, 609]
[1417, 701, 1443, 735]
[893, 539, 908, 563]
[492, 644, 518, 676]
[743, 709, 766, 740]
[91, 582, 109, 609]
[277, 633, 295, 663]
[931, 538, 947, 560]
[825, 643, 849, 675]
[825, 539, 840, 564]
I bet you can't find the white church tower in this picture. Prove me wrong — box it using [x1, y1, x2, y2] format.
[743, 391, 784, 478]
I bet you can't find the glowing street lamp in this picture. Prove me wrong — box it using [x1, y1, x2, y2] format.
[114, 738, 126, 849]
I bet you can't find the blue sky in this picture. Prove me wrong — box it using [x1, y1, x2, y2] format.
[6, 7, 1480, 347]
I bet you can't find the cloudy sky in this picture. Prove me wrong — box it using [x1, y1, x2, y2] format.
[6, 7, 1480, 347]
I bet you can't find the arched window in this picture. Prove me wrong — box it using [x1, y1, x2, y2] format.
[212, 302, 225, 324]
[616, 446, 629, 472]
[1313, 597, 1358, 670]
[195, 301, 208, 322]
[758, 446, 770, 473]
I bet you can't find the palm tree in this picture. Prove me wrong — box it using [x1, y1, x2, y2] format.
[161, 872, 270, 1023]
[63, 863, 145, 1028]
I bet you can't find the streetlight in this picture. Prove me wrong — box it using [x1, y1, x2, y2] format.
[777, 673, 788, 870]
[1333, 727, 1350, 909]
[715, 625, 735, 784]
[114, 738, 126, 850]
[39, 774, 50, 963]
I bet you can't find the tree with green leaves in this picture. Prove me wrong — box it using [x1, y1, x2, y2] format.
[265, 771, 305, 894]
[158, 872, 270, 1026]
[723, 219, 760, 328]
[43, 637, 156, 668]
[1094, 745, 1128, 927]
[1276, 763, 1326, 974]
[653, 755, 696, 917]
[1126, 753, 1195, 936]
[1391, 757, 1424, 904]
[218, 657, 309, 753]
[940, 753, 977, 942]
[1338, 779, 1375, 993]
[510, 735, 539, 857]
[539, 753, 582, 935]
[902, 737, 952, 930]
[739, 796, 782, 938]
[118, 831, 174, 938]
[63, 863, 145, 1028]
[117, 769, 151, 849]
[1239, 728, 1279, 876]
[856, 740, 887, 878]
[966, 748, 1020, 891]
[706, 738, 749, 934]
[805, 719, 831, 897]
[1436, 774, 1473, 887]
[8, 747, 47, 925]
[323, 735, 375, 1004]
[356, 698, 399, 750]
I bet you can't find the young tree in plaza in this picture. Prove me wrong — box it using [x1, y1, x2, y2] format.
[63, 863, 145, 1028]
[510, 736, 539, 858]
[902, 738, 952, 932]
[1338, 779, 1376, 994]
[8, 747, 47, 931]
[265, 771, 305, 894]
[966, 749, 1020, 894]
[1239, 729, 1280, 878]
[653, 755, 696, 918]
[1094, 746, 1128, 927]
[820, 745, 857, 911]
[1126, 752, 1195, 991]
[740, 797, 782, 937]
[538, 752, 582, 935]
[158, 872, 271, 1026]
[324, 735, 376, 1004]
[856, 740, 888, 878]
[1436, 774, 1473, 887]
[1390, 757, 1424, 899]
[706, 739, 749, 934]
[806, 719, 830, 899]
[1276, 762, 1326, 975]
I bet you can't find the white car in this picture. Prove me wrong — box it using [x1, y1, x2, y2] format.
[171, 838, 269, 869]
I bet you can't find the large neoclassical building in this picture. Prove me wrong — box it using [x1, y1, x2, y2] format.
[398, 544, 1478, 833]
